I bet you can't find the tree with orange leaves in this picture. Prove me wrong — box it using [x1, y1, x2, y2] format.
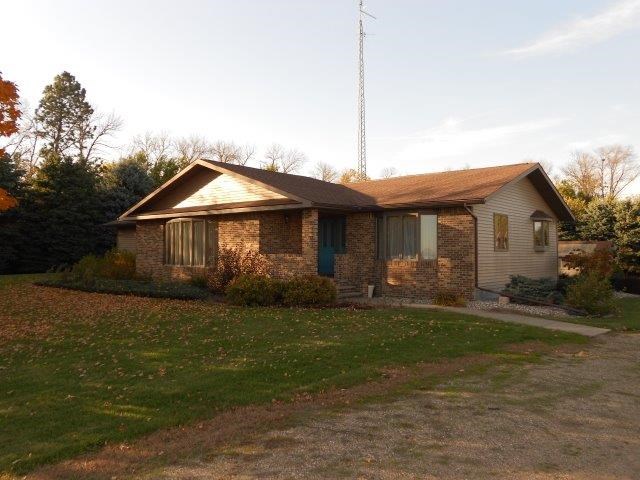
[0, 187, 17, 211]
[0, 72, 20, 140]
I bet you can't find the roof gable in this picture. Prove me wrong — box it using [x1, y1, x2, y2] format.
[120, 160, 305, 219]
[173, 171, 286, 209]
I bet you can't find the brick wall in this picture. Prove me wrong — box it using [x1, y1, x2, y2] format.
[135, 206, 474, 299]
[334, 208, 476, 300]
[135, 209, 317, 282]
[334, 213, 376, 294]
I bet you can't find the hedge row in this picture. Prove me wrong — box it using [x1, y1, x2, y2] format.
[36, 278, 210, 300]
[226, 275, 337, 307]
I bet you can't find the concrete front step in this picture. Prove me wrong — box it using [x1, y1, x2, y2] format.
[333, 281, 363, 300]
[338, 291, 363, 299]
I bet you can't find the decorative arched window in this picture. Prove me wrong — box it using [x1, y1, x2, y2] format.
[165, 218, 217, 266]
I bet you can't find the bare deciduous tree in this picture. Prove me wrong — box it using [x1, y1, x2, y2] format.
[235, 144, 255, 166]
[3, 101, 41, 178]
[562, 151, 601, 200]
[4, 102, 121, 176]
[562, 145, 639, 200]
[595, 145, 639, 199]
[379, 166, 397, 179]
[175, 135, 215, 166]
[281, 148, 306, 174]
[81, 112, 122, 162]
[129, 131, 173, 165]
[210, 141, 255, 165]
[312, 161, 339, 182]
[262, 143, 284, 171]
[261, 144, 306, 173]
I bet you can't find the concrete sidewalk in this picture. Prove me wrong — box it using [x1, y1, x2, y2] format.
[405, 304, 610, 337]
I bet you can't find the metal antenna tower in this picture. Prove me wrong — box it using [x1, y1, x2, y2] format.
[357, 0, 375, 179]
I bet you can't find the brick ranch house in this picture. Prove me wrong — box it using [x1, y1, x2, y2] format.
[115, 160, 574, 300]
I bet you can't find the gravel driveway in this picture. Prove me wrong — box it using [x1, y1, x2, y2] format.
[157, 333, 640, 480]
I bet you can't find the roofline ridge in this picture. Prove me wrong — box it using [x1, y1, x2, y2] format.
[350, 161, 538, 184]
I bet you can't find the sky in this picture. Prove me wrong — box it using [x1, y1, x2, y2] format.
[3, 0, 640, 194]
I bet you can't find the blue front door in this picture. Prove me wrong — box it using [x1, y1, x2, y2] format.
[318, 217, 346, 276]
[318, 245, 335, 276]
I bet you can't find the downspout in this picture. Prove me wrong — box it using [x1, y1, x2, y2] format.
[463, 204, 479, 293]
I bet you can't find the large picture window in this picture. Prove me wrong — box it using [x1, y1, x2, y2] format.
[494, 213, 509, 251]
[165, 218, 216, 266]
[533, 220, 550, 249]
[377, 213, 437, 261]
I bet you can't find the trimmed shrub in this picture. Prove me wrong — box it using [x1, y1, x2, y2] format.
[190, 275, 208, 289]
[207, 247, 270, 293]
[433, 290, 466, 307]
[281, 276, 337, 307]
[225, 275, 337, 307]
[100, 248, 136, 280]
[70, 248, 136, 285]
[563, 248, 615, 280]
[225, 275, 283, 306]
[71, 254, 101, 286]
[566, 273, 616, 316]
[503, 275, 562, 304]
[37, 278, 209, 300]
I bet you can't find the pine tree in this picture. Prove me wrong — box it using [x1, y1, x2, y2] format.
[0, 154, 25, 273]
[35, 71, 94, 160]
[98, 154, 154, 249]
[18, 153, 103, 272]
[615, 199, 640, 275]
[578, 200, 617, 241]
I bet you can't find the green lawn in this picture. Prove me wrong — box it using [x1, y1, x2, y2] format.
[0, 275, 583, 474]
[562, 297, 640, 331]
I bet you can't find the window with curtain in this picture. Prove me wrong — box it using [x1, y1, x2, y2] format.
[378, 213, 436, 260]
[494, 213, 509, 251]
[420, 214, 437, 260]
[533, 220, 550, 249]
[165, 218, 215, 266]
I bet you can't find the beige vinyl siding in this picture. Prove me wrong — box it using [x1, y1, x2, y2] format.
[117, 228, 137, 254]
[474, 176, 558, 291]
[174, 172, 285, 208]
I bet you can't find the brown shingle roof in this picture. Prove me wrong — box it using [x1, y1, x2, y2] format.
[205, 160, 536, 209]
[202, 160, 375, 206]
[347, 163, 536, 207]
[123, 159, 573, 222]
